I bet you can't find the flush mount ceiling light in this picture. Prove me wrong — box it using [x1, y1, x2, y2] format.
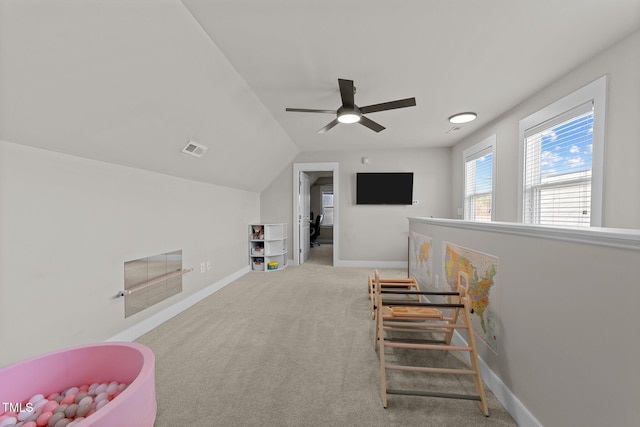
[448, 112, 477, 124]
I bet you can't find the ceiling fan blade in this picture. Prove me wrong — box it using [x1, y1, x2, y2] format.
[317, 118, 340, 134]
[338, 79, 355, 108]
[286, 108, 337, 114]
[360, 97, 416, 114]
[359, 115, 385, 133]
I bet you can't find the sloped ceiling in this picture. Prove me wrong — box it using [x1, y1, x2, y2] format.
[1, 1, 639, 191]
[0, 0, 298, 192]
[183, 0, 640, 152]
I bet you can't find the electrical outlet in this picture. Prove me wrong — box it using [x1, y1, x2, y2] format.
[200, 262, 205, 273]
[434, 274, 440, 289]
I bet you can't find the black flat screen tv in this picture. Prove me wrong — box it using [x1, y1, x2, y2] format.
[356, 172, 413, 205]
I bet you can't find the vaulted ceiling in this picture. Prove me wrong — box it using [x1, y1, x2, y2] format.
[1, 0, 639, 191]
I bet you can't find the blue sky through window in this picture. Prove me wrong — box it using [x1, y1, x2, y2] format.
[539, 112, 593, 179]
[474, 153, 493, 193]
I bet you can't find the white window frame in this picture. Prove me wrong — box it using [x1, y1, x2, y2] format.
[463, 134, 497, 221]
[518, 75, 607, 227]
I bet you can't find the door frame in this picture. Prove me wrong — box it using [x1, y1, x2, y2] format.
[292, 162, 339, 266]
[300, 171, 311, 263]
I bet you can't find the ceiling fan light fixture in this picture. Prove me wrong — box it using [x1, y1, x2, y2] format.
[337, 112, 361, 124]
[448, 112, 477, 124]
[337, 105, 361, 124]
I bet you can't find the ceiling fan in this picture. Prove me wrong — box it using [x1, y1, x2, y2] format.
[286, 79, 416, 133]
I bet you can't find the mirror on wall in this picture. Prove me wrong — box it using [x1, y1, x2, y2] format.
[124, 250, 183, 318]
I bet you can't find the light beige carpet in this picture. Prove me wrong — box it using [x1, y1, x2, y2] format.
[137, 248, 517, 426]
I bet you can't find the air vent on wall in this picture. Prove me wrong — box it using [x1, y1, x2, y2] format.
[181, 140, 208, 158]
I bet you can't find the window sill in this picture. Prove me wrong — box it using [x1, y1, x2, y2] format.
[407, 217, 640, 251]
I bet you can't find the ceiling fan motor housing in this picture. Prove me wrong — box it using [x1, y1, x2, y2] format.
[337, 105, 362, 123]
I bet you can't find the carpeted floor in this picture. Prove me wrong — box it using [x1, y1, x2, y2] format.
[137, 245, 518, 426]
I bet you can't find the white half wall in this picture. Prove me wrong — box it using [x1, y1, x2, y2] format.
[0, 141, 259, 368]
[409, 217, 640, 427]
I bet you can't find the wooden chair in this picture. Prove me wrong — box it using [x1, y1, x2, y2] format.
[367, 273, 420, 320]
[373, 270, 489, 416]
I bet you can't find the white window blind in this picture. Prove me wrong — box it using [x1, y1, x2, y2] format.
[464, 149, 493, 221]
[321, 186, 334, 226]
[463, 135, 495, 222]
[523, 102, 594, 226]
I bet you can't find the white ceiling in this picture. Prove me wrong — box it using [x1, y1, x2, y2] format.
[1, 1, 639, 190]
[183, 0, 640, 151]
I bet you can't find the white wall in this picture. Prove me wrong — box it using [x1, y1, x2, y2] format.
[0, 0, 299, 193]
[449, 29, 640, 229]
[261, 147, 451, 264]
[409, 218, 640, 427]
[0, 141, 259, 367]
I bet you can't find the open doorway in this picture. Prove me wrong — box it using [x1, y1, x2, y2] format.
[292, 162, 339, 266]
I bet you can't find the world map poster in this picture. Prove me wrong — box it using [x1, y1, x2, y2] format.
[443, 242, 499, 354]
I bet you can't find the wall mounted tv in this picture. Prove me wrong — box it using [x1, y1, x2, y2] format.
[356, 172, 413, 205]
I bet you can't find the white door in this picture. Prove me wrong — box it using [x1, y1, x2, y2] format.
[299, 172, 311, 263]
[292, 162, 338, 267]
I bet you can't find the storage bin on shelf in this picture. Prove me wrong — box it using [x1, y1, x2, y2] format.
[251, 245, 264, 256]
[252, 258, 264, 271]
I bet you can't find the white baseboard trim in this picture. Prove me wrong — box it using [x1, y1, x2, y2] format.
[450, 332, 542, 427]
[334, 260, 408, 269]
[107, 265, 251, 342]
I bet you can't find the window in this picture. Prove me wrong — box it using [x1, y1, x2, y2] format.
[523, 104, 593, 226]
[519, 76, 607, 227]
[321, 186, 334, 226]
[463, 135, 496, 221]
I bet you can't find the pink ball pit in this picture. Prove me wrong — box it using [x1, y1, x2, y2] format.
[0, 342, 156, 427]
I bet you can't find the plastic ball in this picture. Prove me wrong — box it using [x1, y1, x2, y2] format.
[60, 394, 75, 406]
[75, 403, 91, 418]
[95, 399, 109, 411]
[106, 382, 119, 396]
[77, 397, 92, 408]
[63, 404, 78, 419]
[28, 394, 45, 405]
[8, 380, 128, 427]
[35, 411, 52, 427]
[32, 399, 48, 412]
[47, 411, 66, 426]
[53, 404, 68, 414]
[18, 408, 33, 421]
[0, 416, 18, 427]
[41, 401, 58, 414]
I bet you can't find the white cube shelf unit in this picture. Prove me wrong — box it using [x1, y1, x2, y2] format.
[249, 223, 287, 272]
